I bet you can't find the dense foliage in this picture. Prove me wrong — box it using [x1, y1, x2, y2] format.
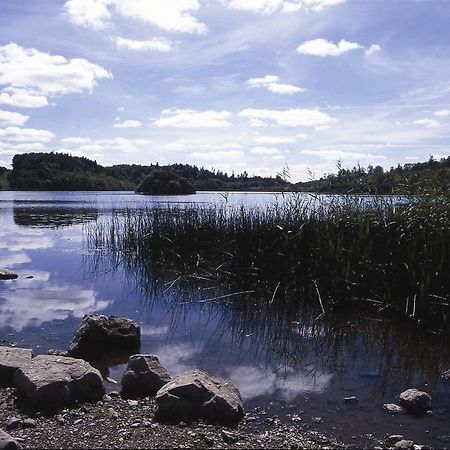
[8, 152, 291, 192]
[136, 169, 195, 195]
[297, 155, 450, 193]
[0, 166, 8, 190]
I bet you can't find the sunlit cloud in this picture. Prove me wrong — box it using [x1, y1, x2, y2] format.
[155, 108, 232, 128]
[297, 38, 363, 57]
[247, 75, 305, 95]
[114, 37, 173, 53]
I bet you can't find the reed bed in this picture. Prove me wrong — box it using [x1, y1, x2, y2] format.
[86, 190, 450, 330]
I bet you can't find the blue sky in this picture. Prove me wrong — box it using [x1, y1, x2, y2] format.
[0, 0, 449, 181]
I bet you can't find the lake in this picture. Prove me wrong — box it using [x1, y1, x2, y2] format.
[1, 191, 449, 448]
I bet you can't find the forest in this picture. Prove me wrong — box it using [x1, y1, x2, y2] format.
[1, 152, 449, 193]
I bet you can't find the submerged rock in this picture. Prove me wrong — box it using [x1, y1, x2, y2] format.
[398, 389, 431, 414]
[155, 369, 244, 426]
[14, 355, 105, 411]
[0, 347, 33, 387]
[0, 269, 18, 281]
[121, 354, 171, 398]
[67, 314, 141, 362]
[383, 403, 406, 414]
[0, 429, 21, 449]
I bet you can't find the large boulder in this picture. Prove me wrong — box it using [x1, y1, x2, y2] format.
[14, 355, 105, 411]
[67, 314, 141, 362]
[0, 269, 18, 281]
[155, 369, 244, 426]
[121, 354, 171, 399]
[0, 347, 33, 387]
[0, 429, 21, 449]
[399, 388, 431, 414]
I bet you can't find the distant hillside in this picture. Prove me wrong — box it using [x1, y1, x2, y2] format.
[296, 156, 450, 194]
[8, 152, 291, 192]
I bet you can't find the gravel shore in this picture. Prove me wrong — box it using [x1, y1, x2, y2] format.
[0, 387, 347, 449]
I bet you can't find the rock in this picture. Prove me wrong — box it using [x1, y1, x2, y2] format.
[47, 349, 68, 357]
[388, 435, 405, 443]
[22, 419, 36, 429]
[443, 369, 450, 382]
[0, 347, 33, 387]
[343, 396, 358, 404]
[5, 419, 21, 431]
[155, 369, 244, 426]
[13, 355, 105, 411]
[399, 389, 431, 414]
[0, 269, 18, 281]
[383, 403, 406, 414]
[67, 314, 141, 362]
[395, 440, 415, 449]
[121, 354, 171, 398]
[221, 429, 239, 444]
[0, 429, 21, 449]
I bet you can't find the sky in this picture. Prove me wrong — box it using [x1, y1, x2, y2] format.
[0, 0, 449, 181]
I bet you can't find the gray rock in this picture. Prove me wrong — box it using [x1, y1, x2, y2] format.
[0, 269, 18, 281]
[5, 419, 21, 432]
[47, 349, 68, 357]
[22, 419, 36, 429]
[155, 369, 244, 426]
[121, 354, 171, 398]
[0, 429, 21, 450]
[343, 396, 358, 404]
[13, 355, 105, 411]
[388, 435, 405, 443]
[67, 314, 141, 361]
[383, 403, 406, 414]
[0, 347, 33, 387]
[443, 369, 450, 382]
[399, 389, 431, 414]
[395, 440, 415, 449]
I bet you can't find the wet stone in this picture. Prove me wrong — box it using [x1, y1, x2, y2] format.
[383, 403, 406, 414]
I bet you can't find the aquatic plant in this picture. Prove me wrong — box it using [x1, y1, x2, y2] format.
[86, 189, 450, 330]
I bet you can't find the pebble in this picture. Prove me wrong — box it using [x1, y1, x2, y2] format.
[107, 408, 119, 419]
[127, 400, 139, 406]
[383, 403, 406, 414]
[109, 391, 120, 397]
[6, 417, 22, 430]
[343, 396, 358, 404]
[74, 419, 83, 425]
[22, 418, 37, 428]
[313, 417, 323, 424]
[388, 435, 405, 443]
[395, 440, 415, 449]
[56, 416, 65, 425]
[221, 429, 239, 444]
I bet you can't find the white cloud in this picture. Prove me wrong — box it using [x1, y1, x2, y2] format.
[297, 38, 363, 57]
[114, 37, 173, 52]
[64, 0, 111, 29]
[0, 127, 55, 142]
[238, 108, 335, 127]
[301, 149, 386, 161]
[187, 150, 244, 161]
[0, 109, 29, 127]
[0, 43, 112, 106]
[413, 118, 441, 128]
[247, 75, 305, 95]
[0, 88, 49, 109]
[250, 146, 280, 155]
[220, 0, 346, 14]
[155, 108, 232, 128]
[58, 136, 152, 155]
[365, 44, 381, 56]
[65, 0, 207, 34]
[434, 109, 450, 117]
[254, 136, 295, 144]
[113, 119, 142, 128]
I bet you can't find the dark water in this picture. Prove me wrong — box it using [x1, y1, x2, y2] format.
[1, 191, 449, 448]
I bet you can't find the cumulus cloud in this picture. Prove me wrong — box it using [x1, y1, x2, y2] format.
[65, 0, 207, 34]
[220, 0, 346, 14]
[250, 146, 280, 155]
[247, 75, 305, 95]
[0, 127, 55, 142]
[0, 109, 29, 127]
[413, 118, 441, 128]
[365, 44, 381, 56]
[155, 109, 232, 128]
[254, 136, 295, 144]
[187, 150, 244, 161]
[301, 149, 386, 161]
[0, 43, 111, 109]
[434, 109, 450, 117]
[113, 119, 142, 128]
[297, 38, 363, 56]
[114, 37, 173, 52]
[0, 88, 49, 109]
[238, 108, 335, 127]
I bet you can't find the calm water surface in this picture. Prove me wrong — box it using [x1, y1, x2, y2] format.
[1, 191, 449, 448]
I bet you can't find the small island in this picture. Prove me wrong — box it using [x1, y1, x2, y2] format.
[136, 169, 196, 195]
